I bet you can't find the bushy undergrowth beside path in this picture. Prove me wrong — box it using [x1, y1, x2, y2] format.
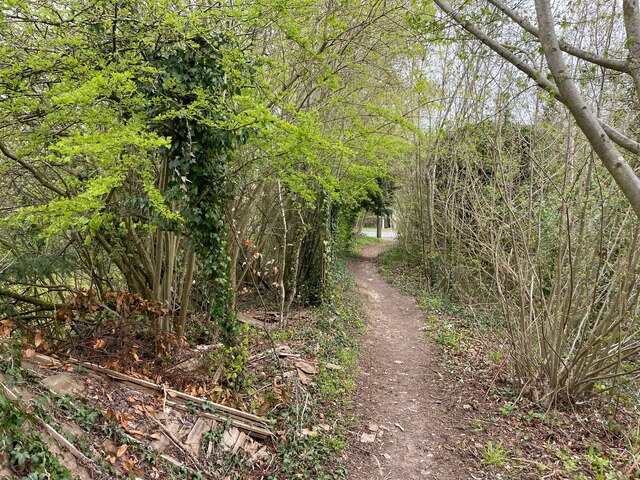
[378, 245, 640, 480]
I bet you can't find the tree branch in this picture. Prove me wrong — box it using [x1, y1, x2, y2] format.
[534, 0, 640, 217]
[485, 0, 629, 72]
[0, 141, 68, 198]
[623, 0, 640, 94]
[0, 288, 59, 310]
[433, 0, 640, 156]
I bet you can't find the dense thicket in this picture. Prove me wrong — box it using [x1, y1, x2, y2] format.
[0, 0, 417, 361]
[2, 0, 640, 404]
[396, 0, 640, 404]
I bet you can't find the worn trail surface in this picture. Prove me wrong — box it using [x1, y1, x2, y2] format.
[346, 242, 472, 480]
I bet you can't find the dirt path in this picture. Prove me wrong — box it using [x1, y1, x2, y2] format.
[346, 242, 473, 480]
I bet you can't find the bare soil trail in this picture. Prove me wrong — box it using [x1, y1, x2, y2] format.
[346, 242, 474, 480]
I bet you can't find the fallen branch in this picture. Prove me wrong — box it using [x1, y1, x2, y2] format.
[0, 288, 59, 310]
[1, 382, 92, 464]
[32, 353, 272, 439]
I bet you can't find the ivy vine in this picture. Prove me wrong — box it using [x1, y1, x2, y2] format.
[143, 35, 249, 348]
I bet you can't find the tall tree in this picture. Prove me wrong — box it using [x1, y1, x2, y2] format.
[433, 0, 640, 216]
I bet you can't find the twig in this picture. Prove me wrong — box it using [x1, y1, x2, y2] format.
[146, 413, 210, 476]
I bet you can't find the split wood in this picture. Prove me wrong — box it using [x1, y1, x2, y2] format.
[146, 413, 210, 476]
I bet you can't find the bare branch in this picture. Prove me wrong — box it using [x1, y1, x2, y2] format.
[534, 0, 640, 217]
[485, 0, 629, 73]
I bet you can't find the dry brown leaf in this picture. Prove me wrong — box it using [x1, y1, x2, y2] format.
[121, 457, 134, 471]
[116, 444, 128, 458]
[101, 439, 117, 456]
[295, 360, 317, 375]
[24, 348, 35, 358]
[34, 332, 43, 348]
[167, 390, 177, 398]
[93, 339, 106, 349]
[121, 457, 140, 475]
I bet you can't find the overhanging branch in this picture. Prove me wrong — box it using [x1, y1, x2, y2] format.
[0, 288, 59, 310]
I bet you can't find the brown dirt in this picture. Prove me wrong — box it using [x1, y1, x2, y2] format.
[346, 242, 475, 480]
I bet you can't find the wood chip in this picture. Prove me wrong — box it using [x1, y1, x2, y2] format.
[223, 427, 241, 450]
[360, 432, 376, 443]
[394, 423, 405, 432]
[232, 432, 247, 455]
[295, 360, 318, 375]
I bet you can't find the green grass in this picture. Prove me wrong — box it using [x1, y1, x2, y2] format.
[259, 256, 365, 479]
[481, 441, 508, 467]
[344, 234, 384, 258]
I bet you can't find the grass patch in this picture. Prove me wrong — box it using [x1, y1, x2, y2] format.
[344, 233, 384, 258]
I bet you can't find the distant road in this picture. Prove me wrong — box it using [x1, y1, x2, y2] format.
[361, 228, 397, 239]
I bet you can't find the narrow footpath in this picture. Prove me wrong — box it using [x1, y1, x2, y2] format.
[346, 242, 473, 480]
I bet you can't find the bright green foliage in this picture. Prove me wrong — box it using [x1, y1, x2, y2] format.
[1, 0, 424, 358]
[0, 0, 250, 344]
[219, 0, 419, 305]
[0, 0, 174, 235]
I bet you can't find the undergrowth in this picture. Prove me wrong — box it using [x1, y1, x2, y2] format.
[0, 250, 367, 479]
[376, 244, 640, 479]
[0, 391, 72, 479]
[265, 255, 363, 479]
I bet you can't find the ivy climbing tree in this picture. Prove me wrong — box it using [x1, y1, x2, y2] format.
[144, 37, 250, 346]
[0, 0, 251, 352]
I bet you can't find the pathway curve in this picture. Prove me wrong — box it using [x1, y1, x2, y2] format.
[346, 242, 473, 480]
